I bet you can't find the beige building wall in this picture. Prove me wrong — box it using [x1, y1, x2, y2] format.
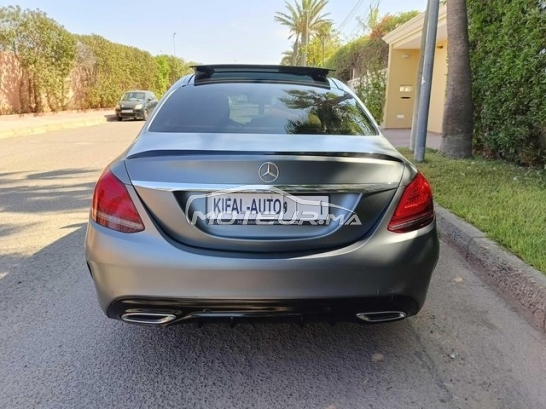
[383, 44, 447, 133]
[382, 4, 448, 133]
[0, 52, 24, 114]
[427, 41, 448, 133]
[383, 48, 420, 129]
[0, 51, 90, 114]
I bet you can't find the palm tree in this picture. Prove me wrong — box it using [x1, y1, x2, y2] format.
[280, 49, 296, 65]
[315, 21, 334, 66]
[440, 0, 473, 158]
[275, 0, 330, 66]
[275, 2, 301, 65]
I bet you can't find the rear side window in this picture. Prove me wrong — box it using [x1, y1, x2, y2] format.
[148, 83, 378, 135]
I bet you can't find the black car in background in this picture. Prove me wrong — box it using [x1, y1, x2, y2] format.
[115, 90, 158, 121]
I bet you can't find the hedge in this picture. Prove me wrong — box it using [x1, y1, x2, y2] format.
[468, 0, 546, 166]
[0, 6, 193, 113]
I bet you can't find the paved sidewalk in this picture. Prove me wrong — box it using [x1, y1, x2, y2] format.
[382, 128, 441, 149]
[436, 205, 546, 333]
[0, 109, 115, 139]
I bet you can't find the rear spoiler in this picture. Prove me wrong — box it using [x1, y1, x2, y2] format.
[192, 64, 334, 85]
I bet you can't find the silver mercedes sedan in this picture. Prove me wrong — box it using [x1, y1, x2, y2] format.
[85, 65, 439, 327]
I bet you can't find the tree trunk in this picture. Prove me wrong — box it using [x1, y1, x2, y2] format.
[440, 0, 473, 158]
[28, 76, 35, 113]
[301, 32, 308, 66]
[20, 69, 30, 114]
[30, 73, 44, 114]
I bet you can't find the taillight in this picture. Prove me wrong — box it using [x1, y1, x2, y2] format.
[388, 172, 434, 233]
[91, 169, 144, 233]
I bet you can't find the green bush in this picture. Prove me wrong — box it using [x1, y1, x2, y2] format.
[326, 37, 369, 81]
[71, 36, 194, 109]
[0, 6, 194, 112]
[325, 12, 419, 81]
[468, 0, 546, 166]
[0, 6, 76, 113]
[355, 70, 386, 122]
[154, 54, 194, 95]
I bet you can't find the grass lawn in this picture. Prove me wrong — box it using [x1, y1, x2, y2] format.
[398, 148, 546, 274]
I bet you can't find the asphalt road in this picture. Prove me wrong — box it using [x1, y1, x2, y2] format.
[1, 123, 545, 409]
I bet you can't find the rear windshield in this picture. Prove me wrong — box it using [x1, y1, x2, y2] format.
[148, 83, 378, 135]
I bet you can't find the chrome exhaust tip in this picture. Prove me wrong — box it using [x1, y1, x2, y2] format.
[121, 312, 177, 325]
[356, 311, 406, 323]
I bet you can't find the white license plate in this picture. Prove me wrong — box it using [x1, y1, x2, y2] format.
[121, 109, 133, 113]
[206, 193, 329, 221]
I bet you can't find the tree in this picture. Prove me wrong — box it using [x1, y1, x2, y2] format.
[440, 0, 473, 158]
[357, 0, 381, 35]
[154, 56, 171, 95]
[305, 22, 340, 66]
[280, 49, 296, 66]
[354, 11, 419, 121]
[0, 6, 76, 112]
[154, 54, 193, 95]
[275, 0, 330, 66]
[326, 10, 419, 81]
[275, 3, 301, 65]
[73, 36, 194, 108]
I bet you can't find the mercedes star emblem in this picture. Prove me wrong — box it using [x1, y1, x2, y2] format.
[258, 162, 279, 183]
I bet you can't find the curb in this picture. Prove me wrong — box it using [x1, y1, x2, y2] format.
[435, 204, 546, 333]
[0, 116, 113, 140]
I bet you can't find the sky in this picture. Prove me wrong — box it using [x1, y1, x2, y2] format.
[1, 0, 427, 64]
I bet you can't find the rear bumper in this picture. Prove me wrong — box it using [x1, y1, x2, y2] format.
[85, 218, 439, 323]
[108, 296, 418, 326]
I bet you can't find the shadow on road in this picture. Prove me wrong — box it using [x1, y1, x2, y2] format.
[26, 168, 97, 180]
[0, 168, 98, 218]
[0, 167, 97, 244]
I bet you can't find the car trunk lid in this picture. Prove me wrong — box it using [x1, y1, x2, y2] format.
[125, 132, 406, 252]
